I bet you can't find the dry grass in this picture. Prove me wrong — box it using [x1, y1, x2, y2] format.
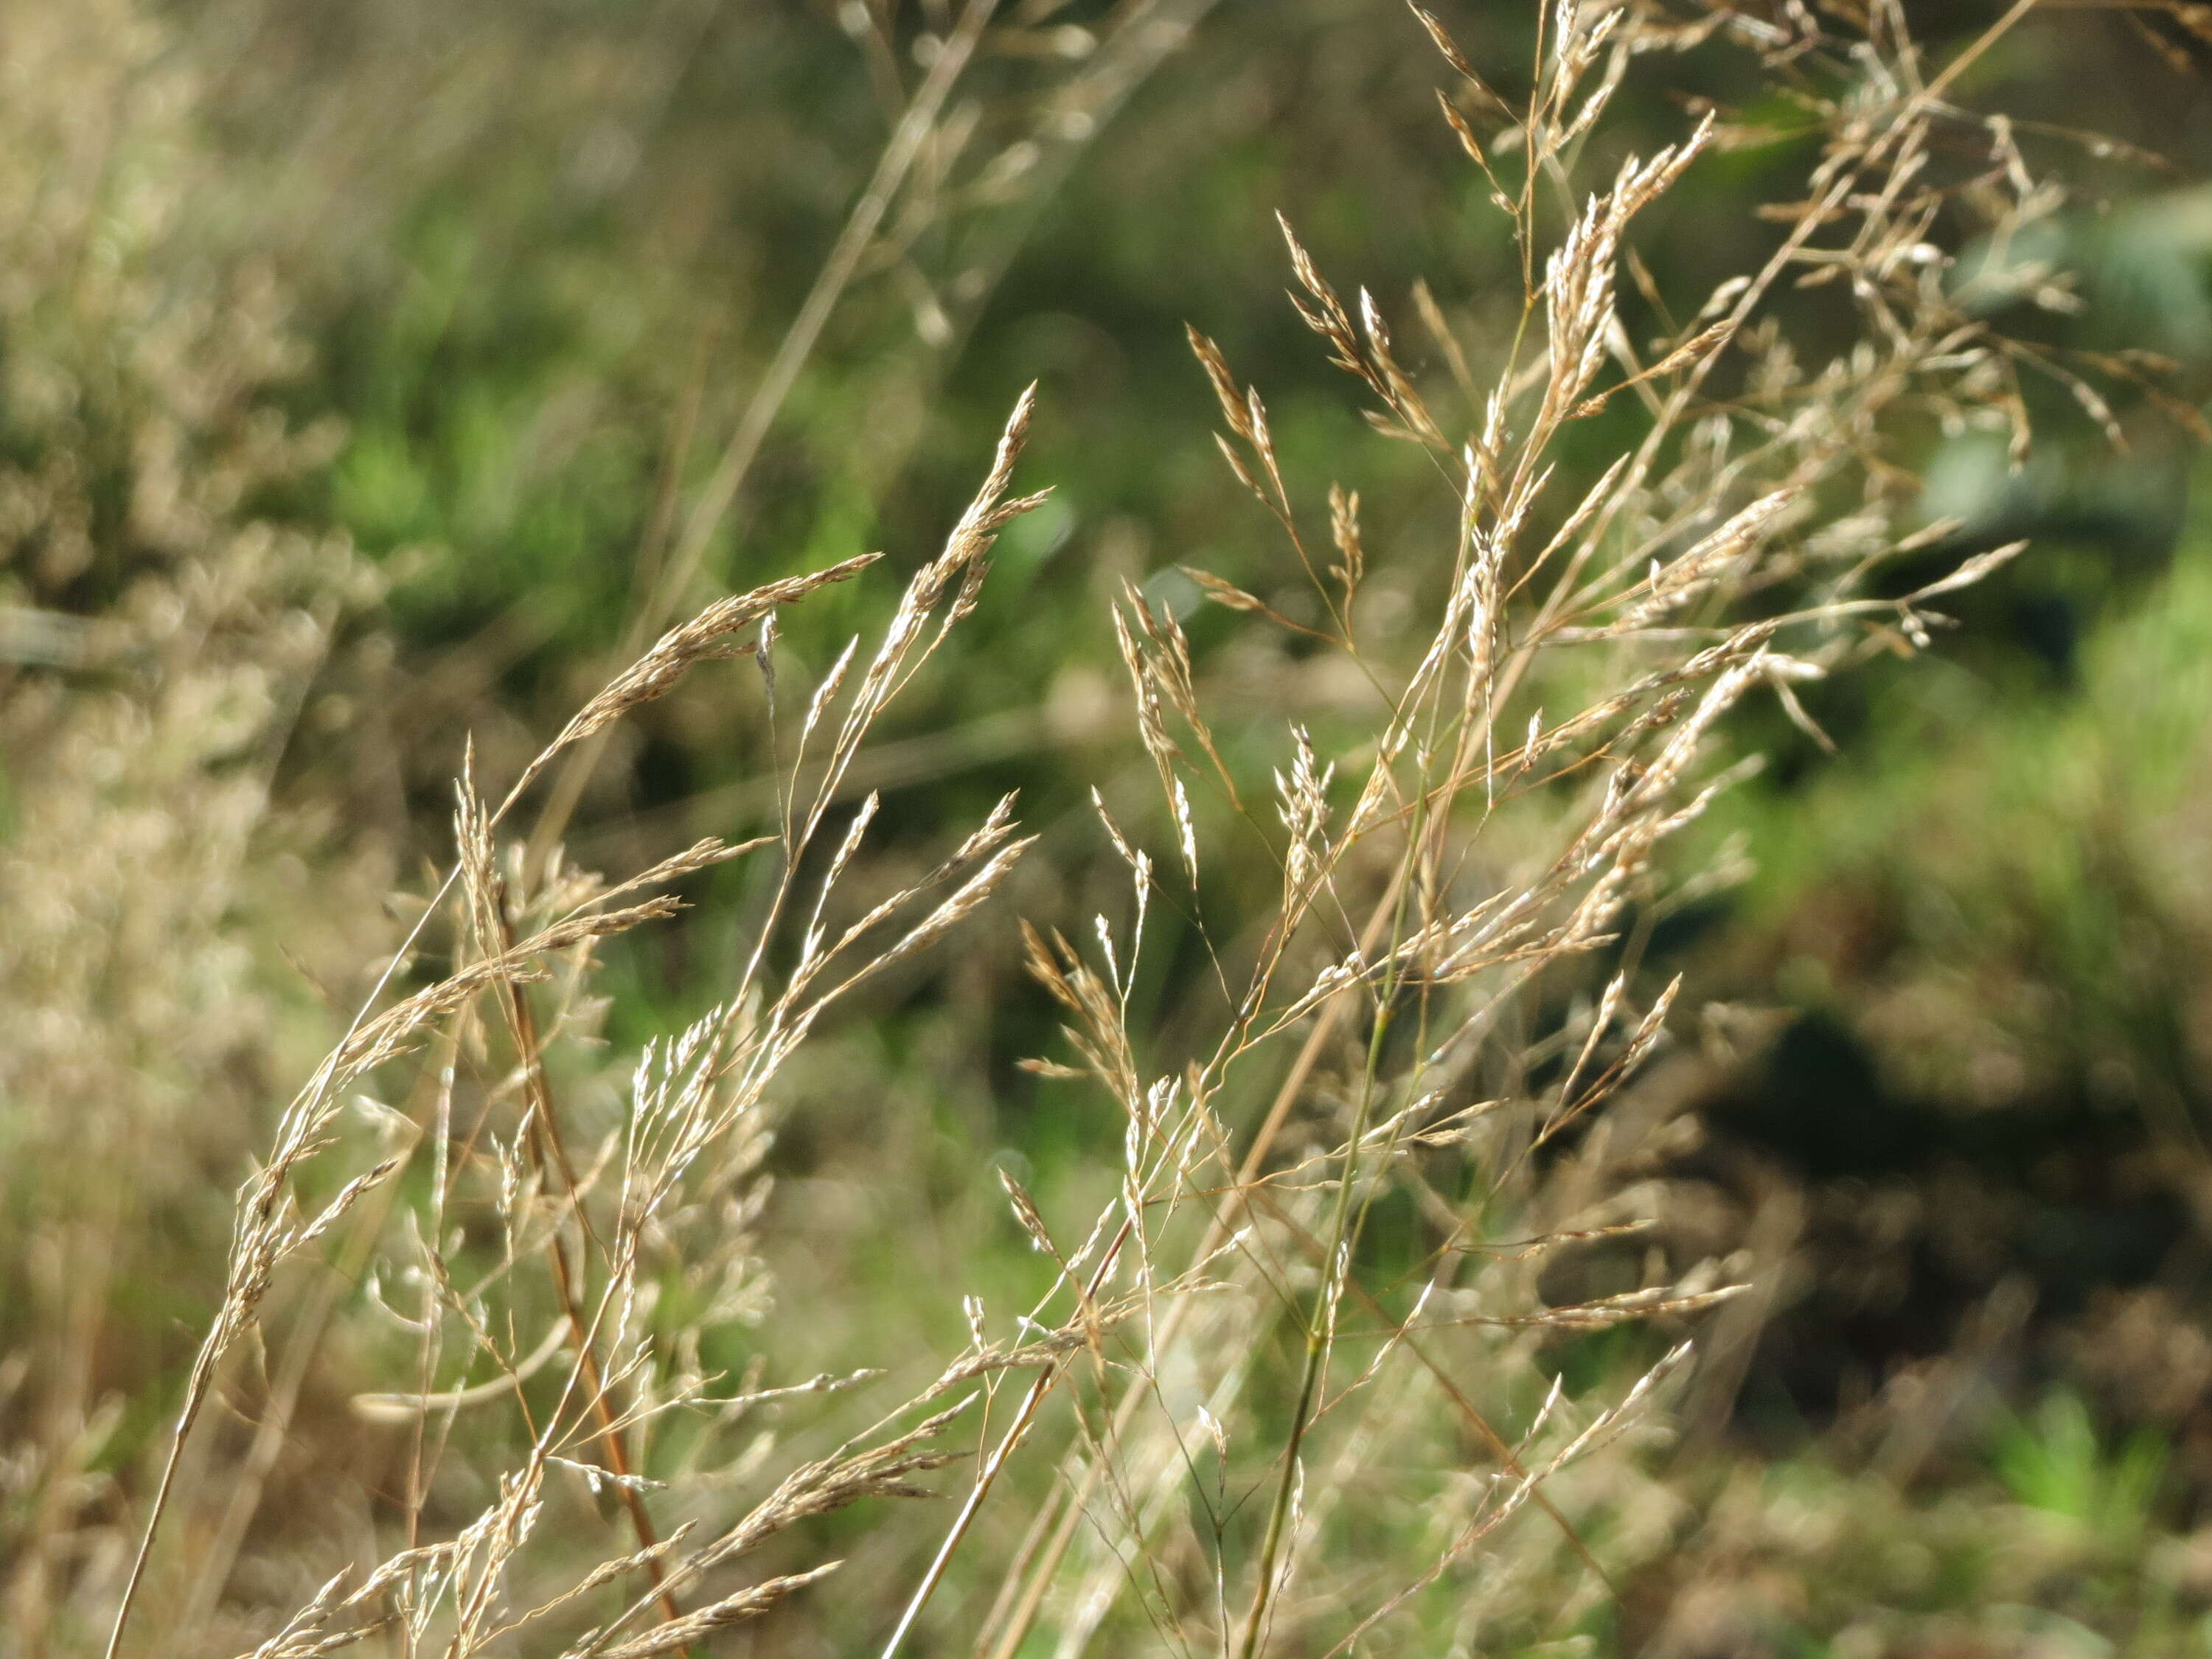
[0, 3, 390, 1644]
[0, 1, 2180, 1656]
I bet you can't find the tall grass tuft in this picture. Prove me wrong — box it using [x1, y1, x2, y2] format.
[0, 3, 386, 1646]
[4, 2, 2166, 1656]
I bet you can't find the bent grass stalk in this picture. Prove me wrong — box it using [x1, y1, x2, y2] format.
[952, 6, 2137, 1655]
[102, 392, 1048, 1659]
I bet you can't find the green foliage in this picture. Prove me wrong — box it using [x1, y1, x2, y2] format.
[1993, 1391, 2167, 1547]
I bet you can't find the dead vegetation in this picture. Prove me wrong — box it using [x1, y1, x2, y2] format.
[0, 2, 2186, 1656]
